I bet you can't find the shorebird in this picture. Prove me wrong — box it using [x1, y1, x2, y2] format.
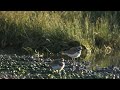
[61, 46, 82, 60]
[50, 58, 65, 73]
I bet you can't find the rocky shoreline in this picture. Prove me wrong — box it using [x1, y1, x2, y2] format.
[0, 54, 120, 79]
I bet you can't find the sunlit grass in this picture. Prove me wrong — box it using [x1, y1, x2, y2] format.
[0, 11, 120, 54]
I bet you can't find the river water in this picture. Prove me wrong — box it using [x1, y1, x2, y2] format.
[82, 50, 120, 70]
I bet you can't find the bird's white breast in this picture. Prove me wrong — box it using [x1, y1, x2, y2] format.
[66, 51, 81, 58]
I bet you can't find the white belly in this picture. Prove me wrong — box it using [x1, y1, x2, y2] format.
[66, 51, 81, 58]
[52, 64, 65, 71]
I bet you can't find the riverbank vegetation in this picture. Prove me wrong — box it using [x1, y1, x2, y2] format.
[0, 11, 120, 55]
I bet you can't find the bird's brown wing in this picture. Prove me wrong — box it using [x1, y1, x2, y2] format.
[64, 47, 78, 54]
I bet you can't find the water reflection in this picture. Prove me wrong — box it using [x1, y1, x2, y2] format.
[84, 50, 120, 70]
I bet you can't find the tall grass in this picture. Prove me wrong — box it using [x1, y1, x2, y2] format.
[0, 11, 120, 54]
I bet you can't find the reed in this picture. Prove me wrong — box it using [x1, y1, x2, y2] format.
[0, 11, 120, 54]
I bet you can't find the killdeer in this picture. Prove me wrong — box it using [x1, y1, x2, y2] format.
[50, 58, 65, 73]
[62, 46, 82, 60]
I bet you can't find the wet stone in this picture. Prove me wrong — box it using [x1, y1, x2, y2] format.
[0, 54, 120, 79]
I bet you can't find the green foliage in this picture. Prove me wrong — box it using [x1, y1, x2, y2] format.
[0, 11, 120, 54]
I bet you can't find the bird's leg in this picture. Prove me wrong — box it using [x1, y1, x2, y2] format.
[58, 70, 62, 78]
[72, 58, 74, 65]
[72, 58, 73, 60]
[71, 58, 74, 65]
[72, 58, 76, 71]
[73, 58, 76, 65]
[74, 58, 78, 66]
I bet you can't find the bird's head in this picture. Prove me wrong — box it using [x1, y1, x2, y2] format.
[77, 46, 82, 50]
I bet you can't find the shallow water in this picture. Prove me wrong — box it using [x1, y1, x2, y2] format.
[84, 50, 120, 70]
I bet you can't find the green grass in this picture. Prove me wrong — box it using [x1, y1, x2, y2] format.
[0, 11, 120, 54]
